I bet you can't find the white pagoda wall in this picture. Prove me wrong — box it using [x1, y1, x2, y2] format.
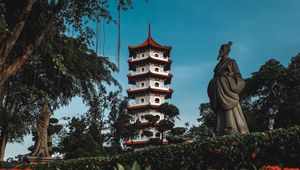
[135, 79, 165, 88]
[133, 50, 167, 60]
[134, 95, 165, 105]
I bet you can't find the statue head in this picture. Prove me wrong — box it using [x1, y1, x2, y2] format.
[218, 41, 233, 61]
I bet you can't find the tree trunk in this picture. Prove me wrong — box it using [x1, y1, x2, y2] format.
[0, 85, 7, 161]
[0, 132, 8, 161]
[161, 131, 164, 145]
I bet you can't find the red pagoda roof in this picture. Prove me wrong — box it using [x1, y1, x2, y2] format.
[125, 140, 149, 145]
[128, 24, 171, 51]
[128, 37, 171, 51]
[127, 71, 173, 84]
[127, 87, 173, 99]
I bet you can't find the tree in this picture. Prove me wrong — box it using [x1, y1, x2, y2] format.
[106, 94, 132, 155]
[197, 103, 215, 132]
[0, 33, 120, 160]
[166, 127, 186, 144]
[0, 0, 133, 88]
[58, 116, 103, 159]
[241, 59, 286, 131]
[185, 103, 215, 141]
[275, 54, 300, 128]
[144, 114, 160, 125]
[157, 103, 180, 145]
[185, 126, 214, 141]
[0, 0, 128, 160]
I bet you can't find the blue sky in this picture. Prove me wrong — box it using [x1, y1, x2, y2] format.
[5, 0, 300, 159]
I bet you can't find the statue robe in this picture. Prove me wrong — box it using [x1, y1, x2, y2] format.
[208, 57, 249, 136]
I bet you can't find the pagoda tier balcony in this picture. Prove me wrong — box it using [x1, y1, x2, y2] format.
[127, 86, 173, 99]
[127, 102, 161, 111]
[128, 56, 172, 71]
[125, 121, 160, 127]
[125, 138, 168, 145]
[127, 71, 173, 85]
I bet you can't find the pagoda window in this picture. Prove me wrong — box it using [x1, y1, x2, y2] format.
[155, 98, 160, 104]
[155, 115, 160, 121]
[155, 67, 159, 72]
[141, 53, 145, 58]
[141, 67, 145, 72]
[155, 82, 159, 87]
[155, 53, 159, 57]
[155, 133, 160, 137]
[141, 98, 145, 103]
[141, 82, 145, 87]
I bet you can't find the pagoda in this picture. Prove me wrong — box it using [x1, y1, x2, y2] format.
[125, 25, 173, 147]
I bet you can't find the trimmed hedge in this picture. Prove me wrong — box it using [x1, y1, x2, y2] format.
[31, 126, 300, 170]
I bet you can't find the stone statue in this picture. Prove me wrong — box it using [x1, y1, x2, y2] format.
[31, 104, 51, 157]
[207, 41, 249, 136]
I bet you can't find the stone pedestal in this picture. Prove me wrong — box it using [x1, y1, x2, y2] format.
[26, 156, 56, 164]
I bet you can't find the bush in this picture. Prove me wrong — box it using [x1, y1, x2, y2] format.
[30, 126, 300, 170]
[166, 135, 186, 144]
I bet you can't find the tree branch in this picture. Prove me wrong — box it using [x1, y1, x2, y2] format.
[0, 0, 37, 66]
[0, 0, 67, 87]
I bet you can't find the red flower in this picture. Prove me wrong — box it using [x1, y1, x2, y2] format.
[261, 165, 281, 170]
[250, 151, 257, 159]
[214, 148, 222, 154]
[231, 140, 238, 145]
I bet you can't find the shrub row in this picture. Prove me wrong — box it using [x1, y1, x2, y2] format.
[31, 126, 300, 170]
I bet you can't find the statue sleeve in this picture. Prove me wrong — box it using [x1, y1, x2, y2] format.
[228, 60, 245, 94]
[231, 60, 242, 78]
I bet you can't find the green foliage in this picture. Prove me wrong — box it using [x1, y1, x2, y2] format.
[148, 138, 161, 146]
[168, 127, 186, 144]
[197, 103, 215, 131]
[114, 161, 151, 170]
[170, 127, 186, 136]
[143, 114, 159, 124]
[241, 59, 286, 131]
[106, 95, 130, 155]
[123, 121, 140, 141]
[58, 116, 105, 159]
[166, 136, 186, 144]
[275, 54, 300, 128]
[0, 0, 8, 41]
[185, 126, 214, 141]
[157, 120, 174, 132]
[142, 130, 153, 137]
[185, 103, 215, 141]
[31, 126, 300, 170]
[158, 103, 179, 122]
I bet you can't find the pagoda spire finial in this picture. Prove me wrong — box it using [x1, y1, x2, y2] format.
[148, 23, 151, 38]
